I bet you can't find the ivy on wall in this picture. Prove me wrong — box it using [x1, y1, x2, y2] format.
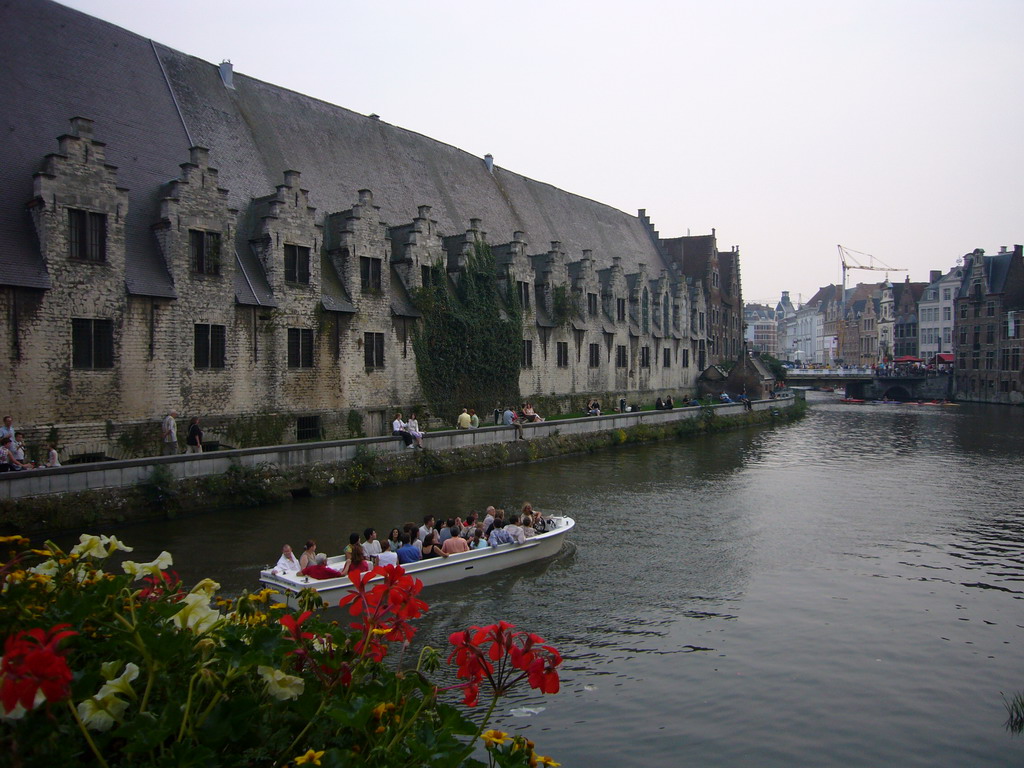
[412, 242, 522, 419]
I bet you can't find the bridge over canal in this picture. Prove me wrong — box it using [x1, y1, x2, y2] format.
[787, 368, 953, 401]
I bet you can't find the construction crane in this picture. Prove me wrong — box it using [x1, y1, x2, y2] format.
[834, 245, 908, 365]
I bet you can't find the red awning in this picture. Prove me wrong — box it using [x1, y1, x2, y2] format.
[894, 355, 923, 363]
[934, 353, 954, 363]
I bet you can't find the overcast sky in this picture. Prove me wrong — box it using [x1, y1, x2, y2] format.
[62, 0, 1024, 306]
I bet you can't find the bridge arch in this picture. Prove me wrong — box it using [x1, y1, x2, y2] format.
[880, 385, 913, 401]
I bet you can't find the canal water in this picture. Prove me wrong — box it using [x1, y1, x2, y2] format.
[86, 394, 1024, 766]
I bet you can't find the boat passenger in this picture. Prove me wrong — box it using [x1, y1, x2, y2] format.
[421, 532, 448, 559]
[488, 520, 513, 547]
[438, 519, 455, 545]
[386, 527, 402, 552]
[442, 526, 470, 555]
[485, 508, 505, 537]
[273, 544, 301, 575]
[504, 513, 527, 545]
[417, 515, 435, 543]
[300, 553, 344, 580]
[481, 506, 496, 533]
[339, 545, 370, 577]
[343, 532, 360, 561]
[521, 514, 537, 538]
[470, 528, 488, 550]
[396, 534, 421, 564]
[299, 540, 318, 570]
[362, 528, 382, 560]
[377, 540, 399, 567]
[461, 513, 477, 537]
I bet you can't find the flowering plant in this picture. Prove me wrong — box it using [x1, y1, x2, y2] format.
[0, 534, 561, 767]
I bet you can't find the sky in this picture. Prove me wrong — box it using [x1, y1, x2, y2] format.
[60, 0, 1024, 306]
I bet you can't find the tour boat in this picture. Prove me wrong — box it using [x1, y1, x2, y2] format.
[259, 516, 576, 608]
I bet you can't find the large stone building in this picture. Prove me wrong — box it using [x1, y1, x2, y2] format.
[0, 0, 743, 459]
[953, 246, 1024, 403]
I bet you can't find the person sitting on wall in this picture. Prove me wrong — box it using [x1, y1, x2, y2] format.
[469, 409, 480, 428]
[522, 403, 544, 422]
[655, 397, 665, 410]
[502, 407, 525, 440]
[457, 408, 472, 429]
[720, 392, 733, 403]
[665, 395, 674, 409]
[586, 400, 601, 417]
[10, 432, 34, 469]
[300, 553, 345, 580]
[392, 413, 421, 448]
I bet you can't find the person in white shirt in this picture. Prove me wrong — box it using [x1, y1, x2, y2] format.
[0, 415, 14, 443]
[362, 528, 382, 564]
[481, 506, 496, 534]
[274, 544, 301, 575]
[376, 540, 399, 567]
[504, 512, 527, 545]
[392, 413, 423, 449]
[418, 515, 435, 543]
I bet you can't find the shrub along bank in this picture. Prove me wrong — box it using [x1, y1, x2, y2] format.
[1, 401, 806, 537]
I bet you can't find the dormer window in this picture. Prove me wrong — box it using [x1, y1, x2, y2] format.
[360, 256, 382, 293]
[616, 298, 626, 322]
[68, 208, 106, 262]
[190, 230, 221, 275]
[517, 281, 531, 311]
[588, 293, 598, 317]
[284, 244, 310, 284]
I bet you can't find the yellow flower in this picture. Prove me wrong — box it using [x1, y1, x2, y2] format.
[536, 757, 561, 767]
[0, 535, 29, 545]
[190, 578, 221, 599]
[77, 694, 129, 731]
[97, 662, 139, 699]
[270, 602, 288, 610]
[71, 534, 107, 558]
[482, 729, 510, 747]
[171, 593, 221, 634]
[257, 665, 305, 701]
[294, 749, 324, 765]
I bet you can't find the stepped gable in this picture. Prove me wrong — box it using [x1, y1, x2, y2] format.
[152, 45, 664, 277]
[0, 0, 187, 296]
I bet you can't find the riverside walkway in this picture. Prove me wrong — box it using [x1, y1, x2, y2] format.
[0, 395, 796, 501]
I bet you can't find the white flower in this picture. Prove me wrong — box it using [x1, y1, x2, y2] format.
[171, 593, 221, 634]
[0, 689, 44, 721]
[101, 535, 133, 554]
[77, 695, 129, 731]
[190, 578, 220, 599]
[70, 534, 108, 559]
[122, 551, 173, 580]
[257, 665, 305, 701]
[97, 662, 139, 699]
[28, 559, 60, 578]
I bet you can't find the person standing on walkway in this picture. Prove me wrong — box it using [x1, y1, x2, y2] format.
[185, 416, 203, 454]
[161, 410, 178, 455]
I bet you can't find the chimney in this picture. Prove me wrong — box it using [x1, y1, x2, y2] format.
[417, 204, 432, 219]
[1000, 246, 1008, 254]
[358, 189, 374, 206]
[70, 116, 94, 139]
[190, 146, 210, 166]
[484, 154, 494, 173]
[930, 270, 941, 283]
[219, 60, 234, 89]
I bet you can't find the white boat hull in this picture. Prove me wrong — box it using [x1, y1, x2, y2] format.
[259, 516, 575, 608]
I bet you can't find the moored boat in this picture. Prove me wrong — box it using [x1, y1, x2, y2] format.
[260, 515, 576, 607]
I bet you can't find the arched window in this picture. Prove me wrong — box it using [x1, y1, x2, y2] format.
[642, 289, 649, 334]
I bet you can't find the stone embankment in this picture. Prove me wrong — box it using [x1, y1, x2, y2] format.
[0, 395, 804, 536]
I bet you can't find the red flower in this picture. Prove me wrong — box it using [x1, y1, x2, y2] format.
[0, 625, 77, 715]
[526, 647, 562, 694]
[338, 565, 428, 662]
[280, 611, 315, 644]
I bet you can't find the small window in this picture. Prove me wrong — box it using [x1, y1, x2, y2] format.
[421, 264, 432, 287]
[589, 343, 600, 368]
[287, 328, 314, 368]
[194, 324, 226, 369]
[284, 244, 311, 284]
[615, 345, 627, 368]
[641, 290, 649, 334]
[640, 346, 651, 368]
[987, 302, 995, 317]
[364, 332, 385, 369]
[556, 341, 569, 368]
[189, 230, 222, 275]
[521, 339, 533, 368]
[616, 298, 626, 322]
[681, 348, 689, 367]
[296, 415, 322, 442]
[68, 209, 106, 262]
[361, 257, 382, 293]
[588, 293, 598, 317]
[72, 318, 114, 369]
[986, 325, 995, 344]
[518, 281, 531, 311]
[663, 347, 671, 368]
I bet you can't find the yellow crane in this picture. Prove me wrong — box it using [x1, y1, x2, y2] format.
[835, 245, 907, 364]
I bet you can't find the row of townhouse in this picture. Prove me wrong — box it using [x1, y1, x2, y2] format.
[773, 245, 1024, 404]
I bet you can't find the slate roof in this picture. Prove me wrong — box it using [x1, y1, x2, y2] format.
[1, 0, 670, 303]
[0, 0, 187, 296]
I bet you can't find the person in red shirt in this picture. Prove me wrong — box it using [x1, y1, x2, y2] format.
[300, 553, 344, 579]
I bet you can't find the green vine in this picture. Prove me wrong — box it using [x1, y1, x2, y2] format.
[551, 284, 580, 327]
[412, 242, 522, 418]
